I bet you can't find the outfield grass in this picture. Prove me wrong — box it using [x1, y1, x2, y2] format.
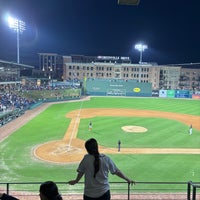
[0, 97, 200, 190]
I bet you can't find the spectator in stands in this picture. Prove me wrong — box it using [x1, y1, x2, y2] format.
[0, 193, 19, 200]
[68, 138, 135, 200]
[39, 181, 63, 200]
[0, 181, 62, 200]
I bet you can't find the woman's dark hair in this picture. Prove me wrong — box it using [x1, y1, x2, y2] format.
[85, 138, 100, 178]
[40, 181, 62, 200]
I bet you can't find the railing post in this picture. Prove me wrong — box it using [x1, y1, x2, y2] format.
[187, 181, 192, 200]
[6, 183, 9, 195]
[128, 183, 130, 200]
[192, 186, 196, 200]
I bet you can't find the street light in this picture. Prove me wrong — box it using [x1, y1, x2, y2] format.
[135, 43, 148, 64]
[48, 67, 53, 89]
[7, 16, 26, 64]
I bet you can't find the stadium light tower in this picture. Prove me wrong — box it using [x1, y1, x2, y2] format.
[135, 43, 148, 64]
[7, 16, 26, 64]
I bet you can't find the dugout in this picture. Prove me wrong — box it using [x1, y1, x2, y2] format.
[85, 78, 152, 97]
[0, 109, 24, 126]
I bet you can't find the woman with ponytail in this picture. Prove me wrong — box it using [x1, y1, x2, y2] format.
[69, 138, 135, 200]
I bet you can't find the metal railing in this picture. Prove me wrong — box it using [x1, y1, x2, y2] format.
[187, 181, 200, 200]
[0, 181, 200, 200]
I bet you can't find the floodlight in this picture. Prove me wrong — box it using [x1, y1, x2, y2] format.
[135, 43, 148, 64]
[7, 16, 26, 63]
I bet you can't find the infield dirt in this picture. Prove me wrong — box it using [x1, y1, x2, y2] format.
[34, 107, 200, 163]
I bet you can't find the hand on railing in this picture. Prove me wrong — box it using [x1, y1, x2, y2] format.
[68, 180, 78, 185]
[128, 179, 136, 185]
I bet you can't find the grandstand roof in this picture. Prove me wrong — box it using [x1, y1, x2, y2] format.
[0, 60, 34, 70]
[118, 0, 140, 5]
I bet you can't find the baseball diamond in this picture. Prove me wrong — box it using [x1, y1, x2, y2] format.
[34, 107, 200, 163]
[1, 96, 200, 200]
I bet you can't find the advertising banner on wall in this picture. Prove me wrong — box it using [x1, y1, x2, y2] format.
[167, 90, 175, 98]
[159, 90, 167, 97]
[175, 90, 190, 98]
[192, 94, 200, 99]
[152, 90, 159, 97]
[86, 79, 152, 97]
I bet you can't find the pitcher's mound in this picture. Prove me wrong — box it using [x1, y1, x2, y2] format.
[122, 126, 147, 133]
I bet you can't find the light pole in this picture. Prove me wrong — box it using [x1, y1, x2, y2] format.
[135, 43, 148, 64]
[7, 16, 26, 64]
[49, 67, 53, 89]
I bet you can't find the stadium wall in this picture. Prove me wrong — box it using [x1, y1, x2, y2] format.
[85, 78, 152, 97]
[85, 79, 200, 99]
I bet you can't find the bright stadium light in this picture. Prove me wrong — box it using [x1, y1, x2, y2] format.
[135, 43, 148, 64]
[7, 16, 26, 64]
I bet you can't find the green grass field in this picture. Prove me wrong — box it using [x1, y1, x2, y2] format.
[0, 97, 200, 191]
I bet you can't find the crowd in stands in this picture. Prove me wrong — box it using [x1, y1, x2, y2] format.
[0, 84, 36, 126]
[0, 81, 81, 127]
[0, 92, 33, 112]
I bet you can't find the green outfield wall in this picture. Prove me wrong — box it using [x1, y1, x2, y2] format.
[85, 78, 152, 97]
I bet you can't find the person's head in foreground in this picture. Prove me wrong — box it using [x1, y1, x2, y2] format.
[85, 138, 99, 155]
[39, 181, 63, 200]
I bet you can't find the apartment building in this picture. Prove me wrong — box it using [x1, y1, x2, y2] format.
[63, 55, 183, 90]
[38, 54, 200, 90]
[38, 53, 63, 80]
[159, 66, 181, 90]
[179, 67, 200, 90]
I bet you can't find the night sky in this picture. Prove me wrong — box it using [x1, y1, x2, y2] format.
[0, 0, 200, 67]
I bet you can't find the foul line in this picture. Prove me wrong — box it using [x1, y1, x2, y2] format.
[66, 100, 84, 150]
